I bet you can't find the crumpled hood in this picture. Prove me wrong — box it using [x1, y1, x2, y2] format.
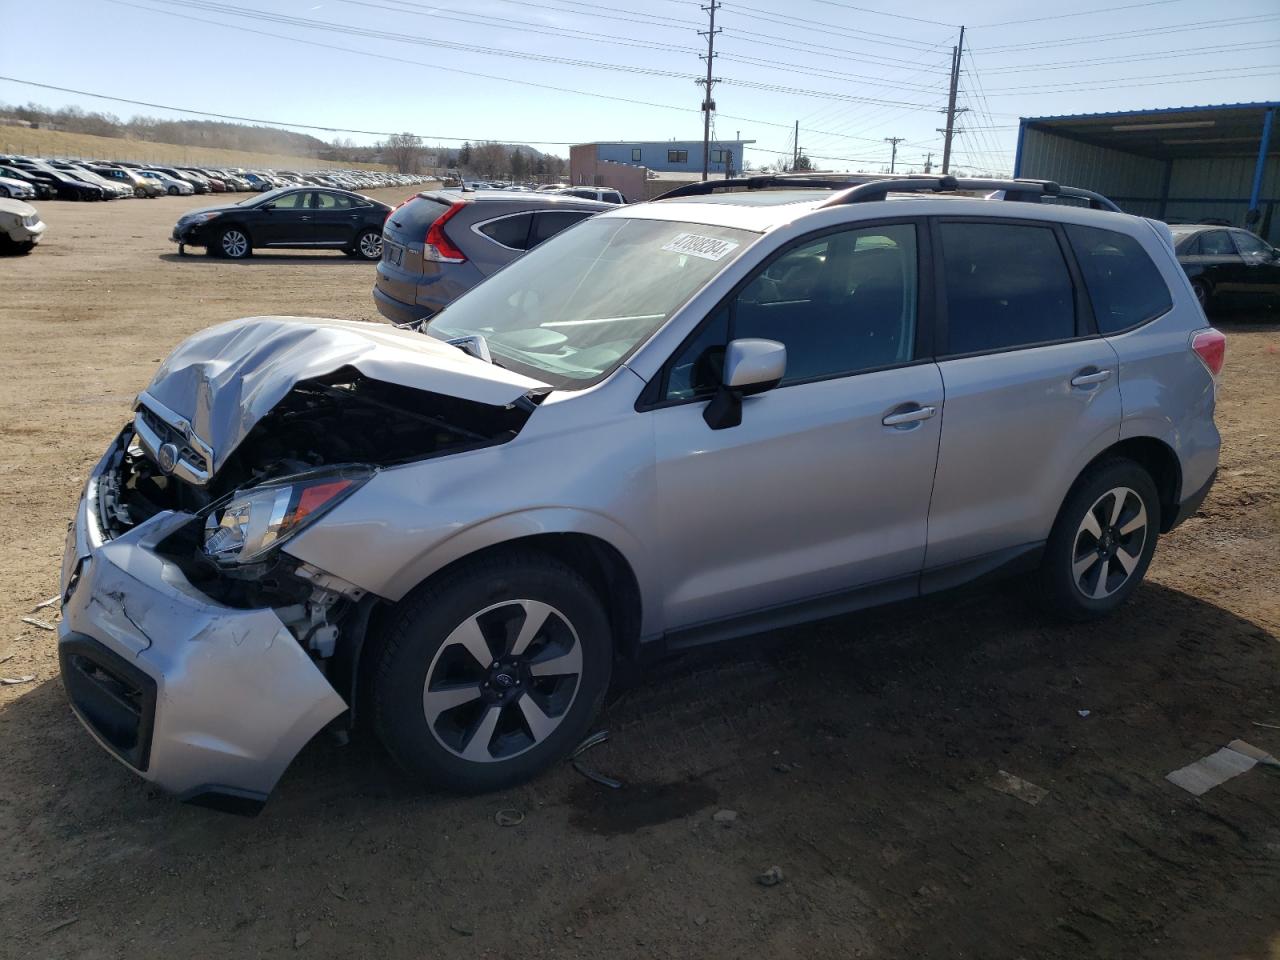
[139, 316, 549, 475]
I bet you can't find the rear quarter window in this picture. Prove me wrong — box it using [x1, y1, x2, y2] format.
[479, 213, 534, 250]
[1065, 225, 1172, 334]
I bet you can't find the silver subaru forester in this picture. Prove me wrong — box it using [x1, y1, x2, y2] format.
[58, 175, 1223, 813]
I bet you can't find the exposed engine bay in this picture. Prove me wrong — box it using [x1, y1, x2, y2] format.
[93, 367, 539, 677]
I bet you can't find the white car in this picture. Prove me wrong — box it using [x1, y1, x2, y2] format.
[140, 170, 194, 196]
[0, 174, 37, 200]
[0, 197, 45, 254]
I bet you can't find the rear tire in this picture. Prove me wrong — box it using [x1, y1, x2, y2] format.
[1037, 459, 1161, 621]
[372, 550, 613, 793]
[353, 228, 383, 261]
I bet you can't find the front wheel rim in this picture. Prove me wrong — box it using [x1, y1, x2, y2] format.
[221, 230, 248, 257]
[422, 599, 583, 763]
[1072, 486, 1148, 600]
[359, 232, 382, 258]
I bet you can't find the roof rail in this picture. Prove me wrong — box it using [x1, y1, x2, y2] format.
[653, 173, 1121, 212]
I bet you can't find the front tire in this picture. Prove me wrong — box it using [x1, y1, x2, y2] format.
[214, 226, 251, 259]
[167, 185, 179, 196]
[1037, 459, 1161, 621]
[372, 550, 613, 793]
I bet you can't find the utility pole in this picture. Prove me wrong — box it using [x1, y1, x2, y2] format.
[884, 136, 905, 173]
[793, 120, 799, 170]
[923, 152, 933, 173]
[939, 25, 965, 175]
[698, 0, 721, 182]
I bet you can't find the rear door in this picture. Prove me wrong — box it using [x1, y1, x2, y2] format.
[529, 210, 595, 249]
[1188, 229, 1247, 296]
[307, 190, 359, 244]
[924, 218, 1123, 573]
[1230, 229, 1280, 297]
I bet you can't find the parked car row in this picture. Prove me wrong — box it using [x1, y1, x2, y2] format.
[0, 154, 430, 201]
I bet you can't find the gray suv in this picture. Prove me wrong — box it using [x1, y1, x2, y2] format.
[373, 190, 611, 326]
[58, 175, 1222, 813]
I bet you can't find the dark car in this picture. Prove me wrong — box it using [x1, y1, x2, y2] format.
[374, 191, 610, 325]
[171, 186, 392, 259]
[16, 167, 103, 201]
[0, 165, 56, 200]
[1172, 224, 1280, 311]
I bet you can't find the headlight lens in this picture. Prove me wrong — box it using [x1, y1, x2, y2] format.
[203, 466, 372, 564]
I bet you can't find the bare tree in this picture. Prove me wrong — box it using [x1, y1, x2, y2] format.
[384, 132, 424, 174]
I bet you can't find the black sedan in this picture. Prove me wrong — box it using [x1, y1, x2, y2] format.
[1172, 224, 1280, 311]
[0, 165, 57, 201]
[14, 167, 103, 201]
[172, 187, 391, 259]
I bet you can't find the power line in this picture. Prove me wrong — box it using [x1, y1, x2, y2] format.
[0, 75, 580, 144]
[980, 13, 1280, 53]
[722, 2, 953, 51]
[761, 0, 958, 29]
[973, 0, 1193, 28]
[980, 40, 1280, 74]
[981, 64, 1280, 95]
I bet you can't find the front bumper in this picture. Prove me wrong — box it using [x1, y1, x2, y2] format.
[57, 431, 348, 811]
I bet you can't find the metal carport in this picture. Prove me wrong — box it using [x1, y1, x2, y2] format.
[1013, 102, 1279, 242]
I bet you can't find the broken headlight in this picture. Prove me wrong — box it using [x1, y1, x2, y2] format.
[203, 466, 372, 564]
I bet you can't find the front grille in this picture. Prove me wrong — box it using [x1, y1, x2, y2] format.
[136, 406, 209, 475]
[59, 635, 157, 771]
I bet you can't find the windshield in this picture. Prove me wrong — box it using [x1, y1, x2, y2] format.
[426, 218, 757, 388]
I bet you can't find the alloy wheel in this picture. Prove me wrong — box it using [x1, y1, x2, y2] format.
[220, 230, 248, 258]
[1071, 486, 1148, 600]
[359, 231, 382, 259]
[422, 599, 583, 762]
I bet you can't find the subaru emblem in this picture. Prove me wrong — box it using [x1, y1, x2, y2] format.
[157, 442, 179, 474]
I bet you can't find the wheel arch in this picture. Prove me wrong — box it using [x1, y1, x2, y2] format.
[349, 531, 645, 727]
[1060, 436, 1182, 534]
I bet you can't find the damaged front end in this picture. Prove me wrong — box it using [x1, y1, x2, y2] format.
[59, 317, 548, 812]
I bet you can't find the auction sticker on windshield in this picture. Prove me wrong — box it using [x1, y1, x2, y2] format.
[662, 233, 740, 261]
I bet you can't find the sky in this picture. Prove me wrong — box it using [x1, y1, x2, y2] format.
[0, 0, 1278, 174]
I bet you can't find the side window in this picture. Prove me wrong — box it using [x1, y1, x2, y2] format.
[1065, 224, 1172, 334]
[1180, 235, 1201, 256]
[939, 222, 1075, 355]
[667, 149, 688, 164]
[529, 210, 591, 248]
[1198, 230, 1235, 256]
[478, 213, 533, 250]
[663, 223, 918, 398]
[313, 191, 352, 209]
[603, 191, 623, 204]
[270, 191, 305, 210]
[1232, 231, 1269, 256]
[631, 148, 642, 162]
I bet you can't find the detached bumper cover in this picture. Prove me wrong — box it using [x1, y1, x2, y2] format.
[57, 434, 347, 803]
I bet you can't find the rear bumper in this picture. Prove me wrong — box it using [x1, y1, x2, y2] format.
[372, 283, 433, 326]
[57, 431, 347, 811]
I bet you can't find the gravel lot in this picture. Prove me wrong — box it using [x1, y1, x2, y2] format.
[0, 192, 1277, 960]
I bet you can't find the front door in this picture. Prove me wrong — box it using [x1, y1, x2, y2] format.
[925, 219, 1123, 569]
[255, 190, 311, 245]
[648, 220, 943, 631]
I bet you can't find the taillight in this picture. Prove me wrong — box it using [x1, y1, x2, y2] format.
[424, 201, 467, 263]
[1191, 328, 1226, 379]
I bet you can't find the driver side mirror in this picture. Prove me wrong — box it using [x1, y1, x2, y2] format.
[703, 338, 786, 430]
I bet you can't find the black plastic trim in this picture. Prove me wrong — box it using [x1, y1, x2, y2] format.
[59, 632, 157, 772]
[1169, 468, 1217, 531]
[178, 784, 268, 817]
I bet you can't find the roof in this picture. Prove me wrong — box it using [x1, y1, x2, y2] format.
[1021, 102, 1279, 160]
[575, 139, 757, 148]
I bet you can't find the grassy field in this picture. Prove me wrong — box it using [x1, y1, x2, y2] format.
[0, 125, 390, 171]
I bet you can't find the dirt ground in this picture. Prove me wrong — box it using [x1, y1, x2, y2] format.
[0, 192, 1277, 960]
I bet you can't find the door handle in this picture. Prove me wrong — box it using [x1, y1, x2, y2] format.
[882, 404, 937, 427]
[1070, 369, 1112, 387]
